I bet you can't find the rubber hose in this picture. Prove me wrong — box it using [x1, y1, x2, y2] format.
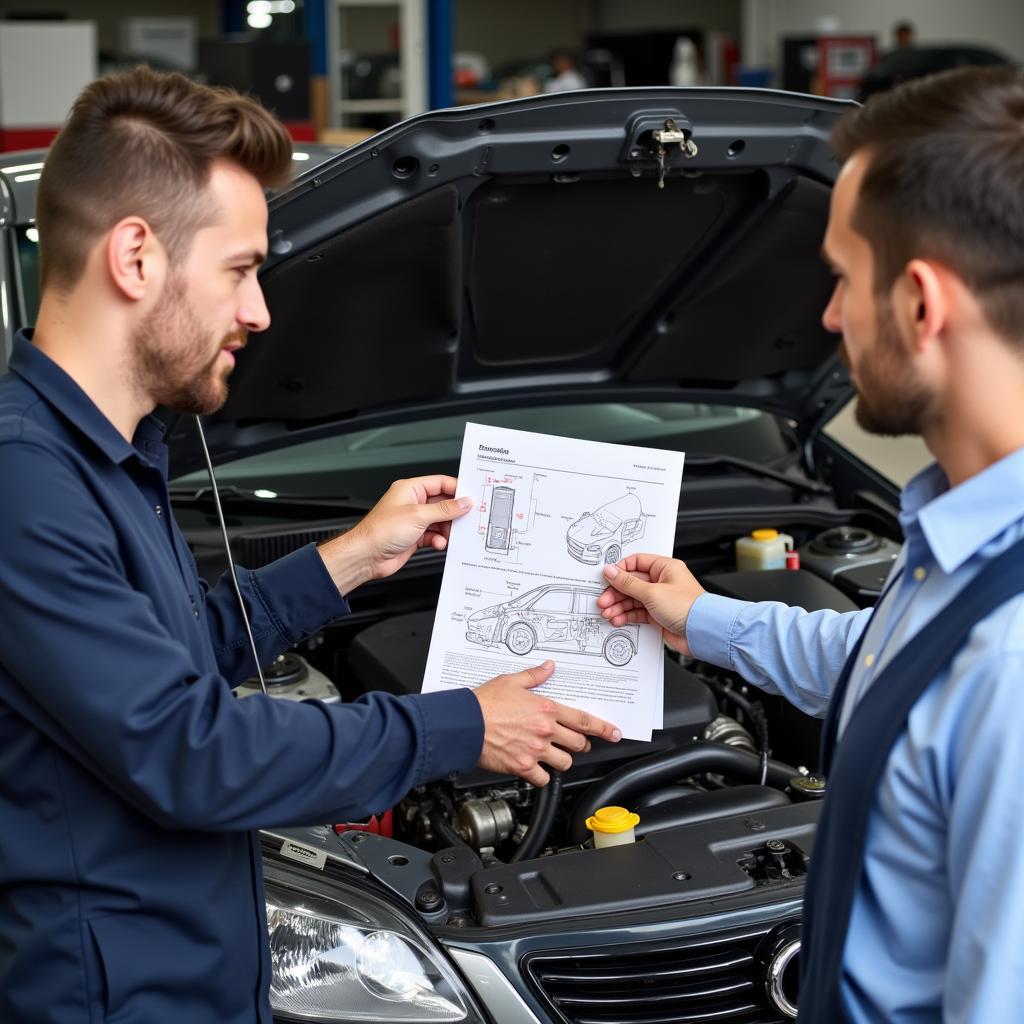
[568, 742, 797, 845]
[633, 785, 790, 839]
[511, 771, 563, 863]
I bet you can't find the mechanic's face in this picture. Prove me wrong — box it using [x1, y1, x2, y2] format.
[821, 151, 932, 436]
[130, 160, 270, 415]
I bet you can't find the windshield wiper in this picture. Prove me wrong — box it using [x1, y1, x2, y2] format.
[168, 485, 373, 514]
[684, 455, 832, 497]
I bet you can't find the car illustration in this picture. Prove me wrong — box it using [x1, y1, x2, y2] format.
[466, 584, 639, 665]
[1, 85, 903, 1024]
[567, 492, 646, 564]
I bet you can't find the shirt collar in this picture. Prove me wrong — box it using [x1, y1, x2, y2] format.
[8, 329, 165, 466]
[902, 447, 1024, 575]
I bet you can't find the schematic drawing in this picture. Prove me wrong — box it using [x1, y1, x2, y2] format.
[485, 485, 515, 552]
[566, 493, 647, 565]
[466, 584, 639, 667]
[476, 475, 541, 561]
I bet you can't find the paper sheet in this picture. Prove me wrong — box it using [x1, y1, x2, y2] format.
[420, 423, 685, 741]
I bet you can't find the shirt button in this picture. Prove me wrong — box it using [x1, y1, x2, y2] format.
[865, 653, 875, 668]
[155, 505, 164, 518]
[913, 567, 927, 581]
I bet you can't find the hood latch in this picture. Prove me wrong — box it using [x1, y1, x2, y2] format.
[624, 112, 700, 190]
[652, 118, 699, 188]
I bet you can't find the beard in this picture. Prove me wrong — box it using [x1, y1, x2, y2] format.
[129, 272, 243, 415]
[847, 297, 933, 437]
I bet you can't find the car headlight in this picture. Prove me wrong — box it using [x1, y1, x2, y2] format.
[265, 878, 483, 1022]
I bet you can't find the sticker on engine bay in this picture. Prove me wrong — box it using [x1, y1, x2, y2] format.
[420, 422, 685, 741]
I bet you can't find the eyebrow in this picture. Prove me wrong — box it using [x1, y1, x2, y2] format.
[224, 249, 267, 267]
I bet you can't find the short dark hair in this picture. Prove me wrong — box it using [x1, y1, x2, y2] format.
[36, 65, 292, 292]
[832, 66, 1024, 344]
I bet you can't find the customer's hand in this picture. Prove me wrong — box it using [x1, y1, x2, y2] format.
[597, 554, 705, 656]
[318, 476, 472, 595]
[473, 661, 621, 786]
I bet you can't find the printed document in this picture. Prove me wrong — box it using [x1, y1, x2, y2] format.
[421, 423, 685, 741]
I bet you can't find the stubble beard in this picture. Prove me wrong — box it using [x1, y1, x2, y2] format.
[129, 272, 241, 416]
[850, 297, 933, 437]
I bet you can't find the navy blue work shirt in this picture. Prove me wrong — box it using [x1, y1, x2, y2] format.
[0, 331, 484, 1023]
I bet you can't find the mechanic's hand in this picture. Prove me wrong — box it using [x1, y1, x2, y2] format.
[597, 554, 704, 656]
[318, 476, 471, 595]
[473, 661, 622, 787]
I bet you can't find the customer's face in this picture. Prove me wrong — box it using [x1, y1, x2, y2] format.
[821, 151, 933, 436]
[129, 160, 271, 415]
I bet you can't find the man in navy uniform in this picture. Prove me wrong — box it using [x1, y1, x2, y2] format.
[0, 67, 620, 1022]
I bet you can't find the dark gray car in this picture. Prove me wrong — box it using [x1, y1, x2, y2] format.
[0, 87, 900, 1023]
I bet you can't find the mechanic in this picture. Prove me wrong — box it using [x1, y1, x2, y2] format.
[598, 66, 1024, 1023]
[0, 67, 621, 1023]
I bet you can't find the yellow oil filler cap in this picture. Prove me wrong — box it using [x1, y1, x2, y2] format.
[751, 528, 779, 542]
[585, 806, 640, 848]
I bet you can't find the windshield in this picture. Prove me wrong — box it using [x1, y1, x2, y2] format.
[593, 508, 622, 531]
[171, 402, 782, 502]
[511, 587, 547, 609]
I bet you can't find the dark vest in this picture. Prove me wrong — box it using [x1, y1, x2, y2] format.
[798, 536, 1024, 1022]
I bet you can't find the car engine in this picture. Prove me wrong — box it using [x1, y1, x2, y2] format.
[292, 526, 889, 879]
[253, 523, 894, 1022]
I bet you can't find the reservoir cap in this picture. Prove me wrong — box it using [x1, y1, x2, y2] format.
[586, 805, 641, 834]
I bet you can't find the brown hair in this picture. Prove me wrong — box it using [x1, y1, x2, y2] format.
[36, 65, 292, 292]
[832, 66, 1024, 343]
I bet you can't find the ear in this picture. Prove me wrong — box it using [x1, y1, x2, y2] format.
[106, 217, 165, 302]
[897, 258, 947, 354]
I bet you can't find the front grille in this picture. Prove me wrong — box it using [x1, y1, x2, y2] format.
[524, 924, 793, 1024]
[568, 538, 587, 559]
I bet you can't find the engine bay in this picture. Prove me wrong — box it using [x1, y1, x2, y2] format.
[253, 524, 896, 927]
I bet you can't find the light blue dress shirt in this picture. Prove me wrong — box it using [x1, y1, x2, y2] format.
[687, 447, 1024, 1023]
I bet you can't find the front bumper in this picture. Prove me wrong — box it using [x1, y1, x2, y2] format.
[567, 537, 601, 564]
[466, 620, 498, 645]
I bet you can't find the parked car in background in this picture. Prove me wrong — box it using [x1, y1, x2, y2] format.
[2, 86, 905, 1023]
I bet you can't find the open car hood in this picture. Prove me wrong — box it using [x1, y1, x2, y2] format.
[166, 87, 857, 475]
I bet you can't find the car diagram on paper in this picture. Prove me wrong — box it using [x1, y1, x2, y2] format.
[420, 423, 685, 741]
[566, 493, 647, 565]
[466, 584, 640, 667]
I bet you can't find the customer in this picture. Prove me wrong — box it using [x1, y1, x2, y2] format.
[599, 66, 1024, 1022]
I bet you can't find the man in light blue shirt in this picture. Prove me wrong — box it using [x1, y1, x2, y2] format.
[599, 66, 1024, 1022]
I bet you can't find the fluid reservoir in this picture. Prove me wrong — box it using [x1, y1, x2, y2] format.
[585, 805, 640, 848]
[735, 529, 793, 571]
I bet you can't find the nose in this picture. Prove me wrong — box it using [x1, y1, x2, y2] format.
[238, 277, 271, 333]
[821, 280, 842, 335]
